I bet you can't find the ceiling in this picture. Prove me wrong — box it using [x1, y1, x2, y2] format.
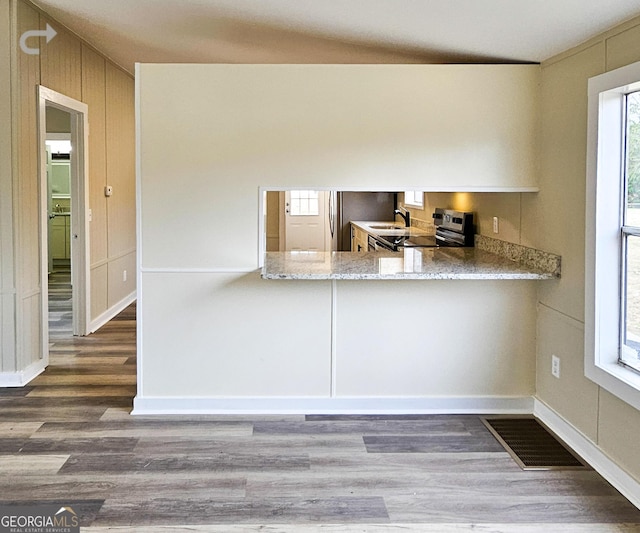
[31, 0, 640, 73]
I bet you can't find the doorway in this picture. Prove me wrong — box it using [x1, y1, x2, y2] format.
[280, 190, 330, 251]
[37, 86, 90, 357]
[46, 128, 72, 337]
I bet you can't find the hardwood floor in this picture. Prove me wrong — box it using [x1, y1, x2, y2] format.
[48, 266, 72, 338]
[0, 303, 639, 532]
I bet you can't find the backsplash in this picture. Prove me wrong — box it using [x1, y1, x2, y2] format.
[399, 191, 524, 244]
[475, 234, 561, 278]
[410, 216, 435, 234]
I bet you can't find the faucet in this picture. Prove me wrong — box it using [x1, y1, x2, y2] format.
[394, 207, 411, 227]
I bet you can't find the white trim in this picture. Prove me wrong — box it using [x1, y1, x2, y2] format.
[258, 188, 266, 267]
[585, 61, 640, 411]
[258, 186, 539, 193]
[36, 89, 49, 365]
[534, 399, 640, 511]
[140, 267, 257, 274]
[89, 291, 136, 333]
[330, 280, 337, 397]
[135, 63, 143, 400]
[132, 395, 534, 415]
[37, 86, 91, 343]
[0, 359, 46, 387]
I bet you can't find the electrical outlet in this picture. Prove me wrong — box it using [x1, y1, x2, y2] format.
[551, 355, 560, 378]
[123, 270, 127, 282]
[89, 209, 92, 222]
[493, 216, 499, 234]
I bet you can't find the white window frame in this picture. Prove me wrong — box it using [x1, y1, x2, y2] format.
[585, 60, 640, 410]
[404, 190, 424, 208]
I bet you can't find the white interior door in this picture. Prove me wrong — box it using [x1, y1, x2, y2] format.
[46, 146, 54, 273]
[284, 190, 327, 251]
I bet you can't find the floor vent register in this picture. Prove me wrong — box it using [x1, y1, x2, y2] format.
[481, 417, 589, 470]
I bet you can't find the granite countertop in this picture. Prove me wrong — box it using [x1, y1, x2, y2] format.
[262, 248, 557, 280]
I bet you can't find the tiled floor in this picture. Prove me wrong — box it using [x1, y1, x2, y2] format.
[0, 302, 639, 531]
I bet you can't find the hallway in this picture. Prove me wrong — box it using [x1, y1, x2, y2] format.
[48, 266, 73, 338]
[0, 306, 639, 531]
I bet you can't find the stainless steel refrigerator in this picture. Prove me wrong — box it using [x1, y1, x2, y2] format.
[331, 192, 397, 251]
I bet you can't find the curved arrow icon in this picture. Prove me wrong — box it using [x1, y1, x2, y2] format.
[19, 23, 57, 55]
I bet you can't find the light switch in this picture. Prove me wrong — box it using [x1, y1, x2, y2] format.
[105, 185, 113, 197]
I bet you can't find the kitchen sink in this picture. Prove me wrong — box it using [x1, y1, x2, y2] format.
[368, 224, 406, 230]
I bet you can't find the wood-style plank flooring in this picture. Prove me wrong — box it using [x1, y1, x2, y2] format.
[1, 302, 639, 532]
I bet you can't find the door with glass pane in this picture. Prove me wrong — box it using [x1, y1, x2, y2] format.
[284, 190, 327, 251]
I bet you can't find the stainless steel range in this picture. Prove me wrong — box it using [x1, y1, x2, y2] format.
[432, 208, 474, 247]
[367, 208, 474, 251]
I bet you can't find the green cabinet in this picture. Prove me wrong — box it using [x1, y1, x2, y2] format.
[51, 214, 70, 260]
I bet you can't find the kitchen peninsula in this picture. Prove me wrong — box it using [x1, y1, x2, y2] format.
[262, 245, 560, 280]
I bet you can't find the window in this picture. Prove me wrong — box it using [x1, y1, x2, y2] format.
[621, 91, 640, 373]
[586, 61, 640, 410]
[288, 190, 319, 216]
[404, 191, 424, 208]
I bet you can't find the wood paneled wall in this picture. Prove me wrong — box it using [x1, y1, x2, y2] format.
[15, 0, 42, 371]
[0, 0, 15, 373]
[39, 13, 81, 101]
[81, 45, 109, 320]
[105, 64, 136, 258]
[105, 63, 136, 307]
[534, 14, 640, 483]
[1, 0, 135, 375]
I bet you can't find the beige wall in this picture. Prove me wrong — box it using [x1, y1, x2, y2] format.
[0, 0, 15, 372]
[399, 192, 528, 245]
[45, 106, 70, 133]
[0, 0, 135, 375]
[137, 64, 539, 404]
[533, 16, 640, 482]
[13, 0, 42, 373]
[140, 64, 540, 272]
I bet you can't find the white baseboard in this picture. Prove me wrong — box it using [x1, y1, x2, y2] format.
[89, 291, 136, 333]
[534, 399, 640, 510]
[132, 395, 534, 415]
[0, 359, 46, 387]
